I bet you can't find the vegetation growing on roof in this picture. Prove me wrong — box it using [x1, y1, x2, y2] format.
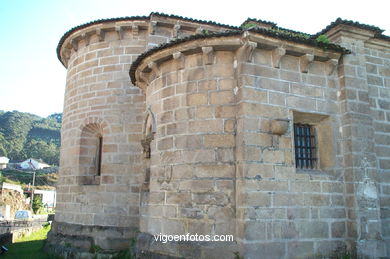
[316, 34, 330, 44]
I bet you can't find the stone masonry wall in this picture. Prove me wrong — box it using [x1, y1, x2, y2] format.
[235, 44, 349, 258]
[50, 14, 390, 259]
[139, 49, 238, 258]
[51, 25, 148, 251]
[49, 16, 236, 256]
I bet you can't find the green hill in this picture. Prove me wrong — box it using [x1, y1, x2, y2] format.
[0, 111, 61, 165]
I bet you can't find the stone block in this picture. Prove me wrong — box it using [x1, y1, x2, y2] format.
[175, 135, 203, 149]
[204, 134, 235, 147]
[245, 242, 286, 259]
[194, 164, 235, 178]
[188, 93, 208, 106]
[297, 221, 329, 238]
[210, 91, 234, 105]
[189, 120, 223, 133]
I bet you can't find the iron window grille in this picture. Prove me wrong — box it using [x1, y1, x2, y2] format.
[294, 123, 317, 169]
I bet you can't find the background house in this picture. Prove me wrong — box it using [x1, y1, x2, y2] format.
[0, 157, 9, 169]
[20, 158, 50, 170]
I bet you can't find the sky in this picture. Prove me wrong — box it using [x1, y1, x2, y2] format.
[0, 0, 389, 118]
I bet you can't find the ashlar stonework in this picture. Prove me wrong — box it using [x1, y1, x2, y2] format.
[46, 13, 390, 259]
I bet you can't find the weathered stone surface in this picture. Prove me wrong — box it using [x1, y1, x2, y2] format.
[52, 13, 390, 259]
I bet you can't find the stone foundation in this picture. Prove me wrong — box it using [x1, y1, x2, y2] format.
[136, 232, 238, 259]
[45, 221, 137, 258]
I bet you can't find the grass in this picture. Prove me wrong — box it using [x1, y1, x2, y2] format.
[2, 224, 53, 259]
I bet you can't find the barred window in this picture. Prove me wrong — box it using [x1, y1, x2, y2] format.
[294, 123, 317, 169]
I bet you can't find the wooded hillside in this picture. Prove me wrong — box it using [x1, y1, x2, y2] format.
[0, 111, 61, 165]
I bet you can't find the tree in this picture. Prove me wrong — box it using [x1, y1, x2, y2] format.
[32, 195, 44, 214]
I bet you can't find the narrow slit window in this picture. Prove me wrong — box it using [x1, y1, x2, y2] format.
[96, 136, 103, 176]
[294, 123, 317, 169]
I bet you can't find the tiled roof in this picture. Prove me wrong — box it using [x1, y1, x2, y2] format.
[312, 18, 386, 39]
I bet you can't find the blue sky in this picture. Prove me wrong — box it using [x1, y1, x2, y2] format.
[1, 0, 389, 117]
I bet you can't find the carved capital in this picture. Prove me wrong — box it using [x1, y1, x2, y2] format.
[173, 52, 185, 70]
[202, 46, 214, 65]
[299, 54, 314, 73]
[96, 28, 105, 42]
[271, 47, 286, 68]
[236, 40, 257, 62]
[141, 133, 153, 159]
[149, 21, 157, 35]
[326, 58, 339, 76]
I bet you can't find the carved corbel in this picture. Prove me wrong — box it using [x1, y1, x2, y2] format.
[70, 39, 78, 52]
[81, 33, 90, 46]
[63, 49, 71, 60]
[149, 21, 157, 35]
[271, 47, 286, 68]
[138, 72, 150, 85]
[132, 25, 139, 36]
[202, 46, 214, 65]
[115, 26, 124, 40]
[326, 58, 339, 76]
[96, 28, 105, 41]
[173, 52, 185, 70]
[148, 62, 160, 77]
[299, 54, 314, 73]
[173, 24, 181, 38]
[236, 40, 257, 62]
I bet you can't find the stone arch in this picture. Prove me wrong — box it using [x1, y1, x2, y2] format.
[78, 118, 109, 184]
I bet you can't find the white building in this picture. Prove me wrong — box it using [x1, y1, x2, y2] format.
[0, 157, 9, 169]
[34, 189, 56, 209]
[20, 158, 50, 170]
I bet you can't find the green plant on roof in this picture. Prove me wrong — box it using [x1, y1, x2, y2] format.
[241, 23, 257, 30]
[316, 34, 330, 44]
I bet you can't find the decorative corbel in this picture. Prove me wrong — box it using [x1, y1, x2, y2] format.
[172, 24, 181, 38]
[299, 54, 314, 73]
[96, 28, 105, 42]
[271, 47, 286, 68]
[202, 46, 214, 65]
[148, 62, 160, 76]
[63, 49, 71, 60]
[138, 72, 150, 85]
[70, 39, 78, 52]
[326, 58, 339, 76]
[173, 52, 185, 70]
[115, 26, 124, 40]
[132, 25, 139, 36]
[81, 33, 90, 46]
[236, 40, 257, 62]
[149, 21, 157, 35]
[270, 119, 290, 135]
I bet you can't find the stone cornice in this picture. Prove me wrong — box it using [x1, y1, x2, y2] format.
[57, 13, 239, 67]
[131, 31, 344, 89]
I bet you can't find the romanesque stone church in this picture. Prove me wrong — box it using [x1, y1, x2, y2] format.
[46, 13, 390, 258]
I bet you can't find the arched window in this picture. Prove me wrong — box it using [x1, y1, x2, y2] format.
[79, 123, 104, 184]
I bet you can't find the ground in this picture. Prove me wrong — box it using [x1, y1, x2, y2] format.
[2, 224, 53, 259]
